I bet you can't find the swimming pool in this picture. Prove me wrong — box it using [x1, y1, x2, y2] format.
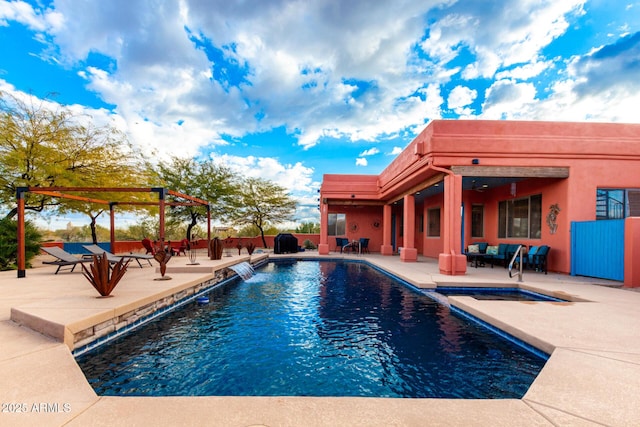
[76, 260, 546, 398]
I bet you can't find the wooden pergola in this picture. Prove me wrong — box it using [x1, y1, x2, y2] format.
[16, 186, 211, 278]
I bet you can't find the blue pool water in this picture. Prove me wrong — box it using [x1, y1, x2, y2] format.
[434, 287, 567, 302]
[76, 260, 547, 398]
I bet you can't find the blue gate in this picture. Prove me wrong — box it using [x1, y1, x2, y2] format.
[571, 219, 624, 281]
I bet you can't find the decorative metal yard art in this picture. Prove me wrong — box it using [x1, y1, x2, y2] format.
[546, 203, 561, 235]
[153, 249, 172, 280]
[209, 237, 223, 260]
[187, 239, 199, 265]
[245, 242, 256, 255]
[81, 253, 130, 297]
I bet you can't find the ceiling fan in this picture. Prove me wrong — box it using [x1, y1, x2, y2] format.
[471, 180, 488, 192]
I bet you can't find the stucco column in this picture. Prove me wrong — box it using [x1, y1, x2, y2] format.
[624, 217, 640, 287]
[318, 202, 330, 255]
[380, 204, 394, 255]
[438, 173, 467, 275]
[401, 194, 418, 262]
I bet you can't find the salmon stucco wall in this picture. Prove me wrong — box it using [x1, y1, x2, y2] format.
[327, 205, 384, 252]
[421, 196, 444, 258]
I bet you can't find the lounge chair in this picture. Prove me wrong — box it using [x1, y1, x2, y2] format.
[82, 244, 153, 268]
[41, 246, 92, 274]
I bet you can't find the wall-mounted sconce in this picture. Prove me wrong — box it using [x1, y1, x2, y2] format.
[472, 158, 480, 165]
[351, 194, 355, 198]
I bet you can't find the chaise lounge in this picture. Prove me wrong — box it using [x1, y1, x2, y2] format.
[41, 246, 92, 274]
[82, 244, 154, 267]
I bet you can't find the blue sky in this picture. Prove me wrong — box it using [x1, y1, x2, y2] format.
[1, 0, 639, 228]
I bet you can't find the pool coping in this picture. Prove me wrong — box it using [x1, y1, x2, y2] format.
[2, 251, 639, 426]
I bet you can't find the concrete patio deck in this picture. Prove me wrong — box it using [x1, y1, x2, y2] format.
[1, 250, 639, 426]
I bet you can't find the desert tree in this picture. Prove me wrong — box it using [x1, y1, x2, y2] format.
[153, 157, 238, 241]
[0, 91, 149, 236]
[227, 177, 296, 248]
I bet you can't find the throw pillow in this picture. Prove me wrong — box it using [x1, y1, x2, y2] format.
[486, 245, 499, 255]
[467, 244, 479, 253]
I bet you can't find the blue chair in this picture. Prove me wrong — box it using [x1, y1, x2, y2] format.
[335, 237, 348, 253]
[359, 238, 370, 254]
[530, 245, 550, 274]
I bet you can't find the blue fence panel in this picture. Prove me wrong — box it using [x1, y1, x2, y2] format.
[571, 219, 624, 281]
[63, 242, 110, 255]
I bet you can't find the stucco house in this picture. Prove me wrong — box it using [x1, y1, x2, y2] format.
[318, 120, 640, 287]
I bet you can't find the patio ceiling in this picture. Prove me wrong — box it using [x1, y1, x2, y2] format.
[404, 166, 570, 206]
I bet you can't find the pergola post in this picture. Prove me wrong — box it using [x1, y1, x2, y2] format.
[109, 202, 117, 254]
[153, 187, 167, 246]
[16, 187, 27, 278]
[207, 205, 211, 257]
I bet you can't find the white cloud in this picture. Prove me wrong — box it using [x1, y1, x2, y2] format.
[422, 0, 586, 79]
[481, 79, 537, 119]
[0, 0, 54, 31]
[359, 147, 380, 156]
[355, 157, 368, 166]
[447, 85, 477, 112]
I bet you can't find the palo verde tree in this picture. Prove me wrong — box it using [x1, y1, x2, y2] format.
[0, 91, 149, 235]
[227, 177, 297, 248]
[154, 157, 237, 241]
[53, 125, 152, 244]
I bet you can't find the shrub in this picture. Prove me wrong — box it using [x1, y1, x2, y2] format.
[0, 217, 42, 271]
[303, 239, 316, 250]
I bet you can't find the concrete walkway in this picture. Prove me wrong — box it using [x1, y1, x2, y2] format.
[1, 251, 639, 426]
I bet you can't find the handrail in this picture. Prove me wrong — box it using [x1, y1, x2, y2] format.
[508, 245, 524, 282]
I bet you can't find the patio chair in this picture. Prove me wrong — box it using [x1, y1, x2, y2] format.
[176, 238, 190, 256]
[41, 246, 92, 274]
[83, 244, 153, 268]
[335, 237, 348, 253]
[530, 245, 550, 274]
[141, 237, 155, 255]
[359, 238, 370, 254]
[519, 246, 539, 269]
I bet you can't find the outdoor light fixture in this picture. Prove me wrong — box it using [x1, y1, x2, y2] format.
[472, 158, 480, 165]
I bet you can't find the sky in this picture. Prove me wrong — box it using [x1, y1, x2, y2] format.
[1, 0, 639, 229]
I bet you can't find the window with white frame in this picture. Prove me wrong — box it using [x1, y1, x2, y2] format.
[327, 213, 346, 236]
[498, 195, 542, 239]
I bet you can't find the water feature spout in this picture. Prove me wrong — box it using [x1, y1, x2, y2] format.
[228, 262, 255, 280]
